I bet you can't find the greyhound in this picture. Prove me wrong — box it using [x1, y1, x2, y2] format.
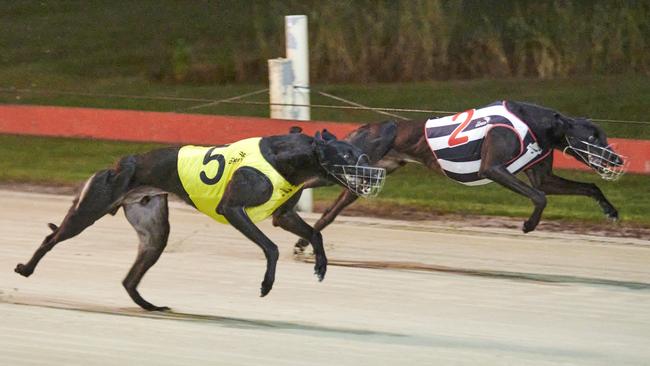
[295, 100, 627, 252]
[14, 130, 385, 311]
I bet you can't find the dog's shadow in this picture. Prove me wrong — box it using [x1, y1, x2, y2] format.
[143, 308, 403, 338]
[296, 257, 650, 291]
[1, 293, 403, 339]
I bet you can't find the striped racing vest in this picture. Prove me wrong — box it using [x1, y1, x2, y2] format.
[425, 101, 550, 185]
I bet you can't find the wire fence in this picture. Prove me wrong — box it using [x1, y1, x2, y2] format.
[1, 86, 650, 126]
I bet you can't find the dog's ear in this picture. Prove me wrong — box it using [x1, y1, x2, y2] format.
[289, 126, 303, 134]
[312, 132, 327, 162]
[321, 129, 338, 141]
[553, 113, 570, 137]
[314, 130, 324, 143]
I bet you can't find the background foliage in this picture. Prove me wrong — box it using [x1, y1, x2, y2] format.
[2, 0, 648, 84]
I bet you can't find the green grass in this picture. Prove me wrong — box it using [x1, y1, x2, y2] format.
[1, 134, 648, 225]
[0, 135, 163, 184]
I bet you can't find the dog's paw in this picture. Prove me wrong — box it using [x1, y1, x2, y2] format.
[522, 220, 537, 234]
[140, 303, 171, 312]
[606, 209, 619, 222]
[260, 281, 273, 297]
[314, 258, 327, 282]
[15, 263, 33, 277]
[150, 306, 171, 312]
[293, 245, 305, 256]
[293, 239, 310, 256]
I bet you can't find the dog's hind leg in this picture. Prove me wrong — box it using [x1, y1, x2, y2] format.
[15, 157, 137, 277]
[122, 194, 170, 311]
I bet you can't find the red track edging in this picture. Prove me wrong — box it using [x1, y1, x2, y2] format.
[1, 104, 648, 174]
[0, 105, 358, 145]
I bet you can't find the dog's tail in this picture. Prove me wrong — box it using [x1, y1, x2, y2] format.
[57, 155, 138, 243]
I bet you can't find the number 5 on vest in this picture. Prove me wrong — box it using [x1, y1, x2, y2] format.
[200, 147, 226, 185]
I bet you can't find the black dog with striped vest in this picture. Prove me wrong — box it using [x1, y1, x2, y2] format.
[295, 100, 626, 252]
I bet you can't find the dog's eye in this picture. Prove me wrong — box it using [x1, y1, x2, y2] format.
[588, 135, 596, 143]
[343, 153, 351, 159]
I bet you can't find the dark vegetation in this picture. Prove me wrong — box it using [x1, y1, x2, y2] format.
[2, 1, 648, 84]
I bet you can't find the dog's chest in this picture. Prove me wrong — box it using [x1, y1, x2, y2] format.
[425, 102, 546, 185]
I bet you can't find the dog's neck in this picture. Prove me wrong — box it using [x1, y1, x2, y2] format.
[545, 117, 571, 150]
[260, 135, 328, 186]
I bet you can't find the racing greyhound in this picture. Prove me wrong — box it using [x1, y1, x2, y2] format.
[15, 130, 385, 311]
[295, 100, 626, 252]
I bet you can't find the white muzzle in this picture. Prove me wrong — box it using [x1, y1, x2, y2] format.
[563, 138, 628, 181]
[327, 164, 386, 198]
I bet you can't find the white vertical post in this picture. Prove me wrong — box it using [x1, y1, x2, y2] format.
[285, 15, 310, 121]
[285, 15, 312, 212]
[268, 58, 294, 120]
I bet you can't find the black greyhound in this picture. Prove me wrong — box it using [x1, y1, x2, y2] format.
[295, 100, 626, 252]
[14, 131, 385, 311]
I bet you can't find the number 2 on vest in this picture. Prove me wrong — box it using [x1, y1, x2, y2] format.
[200, 147, 226, 185]
[448, 109, 475, 147]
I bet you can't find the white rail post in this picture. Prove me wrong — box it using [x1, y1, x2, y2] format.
[268, 58, 294, 120]
[285, 15, 312, 212]
[285, 15, 310, 121]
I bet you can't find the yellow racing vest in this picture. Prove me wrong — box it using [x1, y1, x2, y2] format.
[177, 137, 303, 224]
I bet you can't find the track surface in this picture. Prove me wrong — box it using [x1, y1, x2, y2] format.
[1, 189, 649, 365]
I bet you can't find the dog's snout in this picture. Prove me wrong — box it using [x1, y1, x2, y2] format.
[613, 154, 624, 166]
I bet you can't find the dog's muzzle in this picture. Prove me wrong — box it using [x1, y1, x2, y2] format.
[564, 138, 628, 181]
[327, 164, 386, 198]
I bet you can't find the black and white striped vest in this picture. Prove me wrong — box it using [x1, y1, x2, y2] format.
[425, 101, 550, 186]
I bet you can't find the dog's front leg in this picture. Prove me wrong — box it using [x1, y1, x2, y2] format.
[294, 187, 358, 255]
[525, 159, 618, 221]
[222, 206, 279, 296]
[218, 167, 278, 297]
[481, 165, 547, 233]
[480, 128, 546, 233]
[273, 196, 327, 281]
[542, 174, 618, 220]
[478, 128, 546, 233]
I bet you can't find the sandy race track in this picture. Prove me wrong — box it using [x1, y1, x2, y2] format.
[0, 189, 649, 365]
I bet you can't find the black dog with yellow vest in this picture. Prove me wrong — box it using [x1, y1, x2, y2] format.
[15, 130, 385, 311]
